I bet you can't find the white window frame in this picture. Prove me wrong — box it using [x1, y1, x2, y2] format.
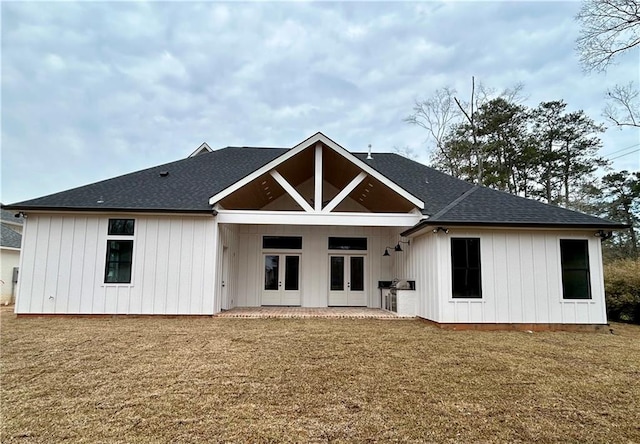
[102, 218, 136, 287]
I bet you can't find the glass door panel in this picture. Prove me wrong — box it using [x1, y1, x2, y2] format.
[350, 256, 364, 291]
[284, 256, 300, 291]
[264, 255, 279, 290]
[330, 256, 345, 291]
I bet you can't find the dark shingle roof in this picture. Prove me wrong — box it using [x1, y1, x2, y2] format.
[401, 185, 623, 235]
[3, 145, 625, 229]
[355, 153, 475, 216]
[1, 224, 22, 249]
[4, 148, 284, 213]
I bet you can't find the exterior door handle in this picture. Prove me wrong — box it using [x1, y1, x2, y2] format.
[222, 281, 225, 287]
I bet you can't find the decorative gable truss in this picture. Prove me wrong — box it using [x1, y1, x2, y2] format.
[209, 133, 425, 226]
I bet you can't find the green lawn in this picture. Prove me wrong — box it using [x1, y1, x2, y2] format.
[1, 308, 639, 443]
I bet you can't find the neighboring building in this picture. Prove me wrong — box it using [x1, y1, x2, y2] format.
[0, 206, 23, 305]
[3, 133, 626, 327]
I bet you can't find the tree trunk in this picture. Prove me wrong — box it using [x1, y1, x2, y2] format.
[623, 202, 639, 258]
[564, 141, 570, 206]
[546, 139, 553, 203]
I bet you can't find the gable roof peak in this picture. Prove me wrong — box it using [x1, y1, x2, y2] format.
[188, 142, 213, 158]
[208, 132, 425, 209]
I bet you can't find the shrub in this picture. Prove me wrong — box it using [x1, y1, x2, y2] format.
[604, 259, 640, 324]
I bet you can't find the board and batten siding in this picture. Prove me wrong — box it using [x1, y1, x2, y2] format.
[387, 229, 439, 320]
[404, 228, 606, 324]
[217, 223, 240, 311]
[16, 214, 217, 315]
[235, 224, 392, 308]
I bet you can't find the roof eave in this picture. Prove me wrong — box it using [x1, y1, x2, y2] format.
[401, 220, 631, 237]
[1, 205, 214, 215]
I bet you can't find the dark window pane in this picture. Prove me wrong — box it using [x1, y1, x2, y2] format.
[452, 269, 482, 298]
[560, 239, 591, 299]
[104, 240, 133, 283]
[560, 239, 588, 269]
[562, 270, 591, 299]
[451, 238, 468, 268]
[284, 256, 299, 291]
[328, 237, 367, 250]
[264, 255, 279, 290]
[350, 256, 364, 291]
[451, 238, 482, 298]
[330, 256, 344, 291]
[262, 236, 302, 249]
[467, 238, 480, 268]
[108, 219, 135, 235]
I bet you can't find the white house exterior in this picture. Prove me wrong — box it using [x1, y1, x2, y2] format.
[4, 133, 625, 327]
[1, 208, 23, 305]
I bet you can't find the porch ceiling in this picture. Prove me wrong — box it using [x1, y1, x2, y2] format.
[220, 172, 287, 210]
[218, 141, 419, 213]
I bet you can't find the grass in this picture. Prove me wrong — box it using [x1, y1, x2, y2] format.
[1, 308, 639, 443]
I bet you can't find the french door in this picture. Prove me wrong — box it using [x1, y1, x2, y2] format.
[262, 254, 301, 306]
[328, 255, 366, 306]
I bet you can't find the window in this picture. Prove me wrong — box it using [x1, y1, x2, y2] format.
[108, 219, 134, 235]
[560, 239, 591, 299]
[104, 219, 134, 284]
[105, 240, 133, 283]
[262, 236, 302, 249]
[451, 238, 481, 298]
[328, 237, 367, 250]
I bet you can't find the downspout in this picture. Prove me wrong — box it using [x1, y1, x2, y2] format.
[211, 206, 220, 314]
[14, 213, 27, 313]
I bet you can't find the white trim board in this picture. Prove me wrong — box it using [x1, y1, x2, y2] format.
[215, 209, 421, 227]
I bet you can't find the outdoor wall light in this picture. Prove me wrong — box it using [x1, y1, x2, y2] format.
[383, 247, 395, 257]
[432, 227, 449, 234]
[394, 240, 410, 252]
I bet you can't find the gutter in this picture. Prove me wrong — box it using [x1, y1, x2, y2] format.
[0, 205, 213, 215]
[401, 220, 631, 237]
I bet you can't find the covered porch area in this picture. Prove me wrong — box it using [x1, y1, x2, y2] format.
[210, 133, 425, 312]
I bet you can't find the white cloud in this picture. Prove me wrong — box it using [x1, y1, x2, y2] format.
[1, 1, 637, 204]
[44, 53, 66, 70]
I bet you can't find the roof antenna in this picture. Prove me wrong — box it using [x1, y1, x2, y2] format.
[366, 144, 373, 160]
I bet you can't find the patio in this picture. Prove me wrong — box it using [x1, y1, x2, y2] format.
[215, 306, 404, 319]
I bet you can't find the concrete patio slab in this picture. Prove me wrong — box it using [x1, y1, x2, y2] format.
[216, 307, 407, 319]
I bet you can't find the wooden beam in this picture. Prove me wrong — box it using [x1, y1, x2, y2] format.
[314, 143, 322, 211]
[322, 172, 367, 213]
[215, 209, 421, 227]
[269, 170, 314, 213]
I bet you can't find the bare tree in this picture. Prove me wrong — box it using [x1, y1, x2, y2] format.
[474, 81, 528, 107]
[454, 77, 482, 183]
[576, 0, 640, 72]
[604, 81, 640, 127]
[404, 87, 461, 173]
[391, 145, 418, 160]
[576, 0, 640, 129]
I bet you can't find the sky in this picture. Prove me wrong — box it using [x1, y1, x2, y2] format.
[1, 1, 638, 205]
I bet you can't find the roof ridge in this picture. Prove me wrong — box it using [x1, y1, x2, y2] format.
[430, 185, 480, 220]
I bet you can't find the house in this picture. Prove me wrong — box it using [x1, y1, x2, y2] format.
[1, 206, 23, 305]
[3, 132, 626, 327]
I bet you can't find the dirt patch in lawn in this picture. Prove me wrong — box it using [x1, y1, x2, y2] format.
[1, 308, 639, 443]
